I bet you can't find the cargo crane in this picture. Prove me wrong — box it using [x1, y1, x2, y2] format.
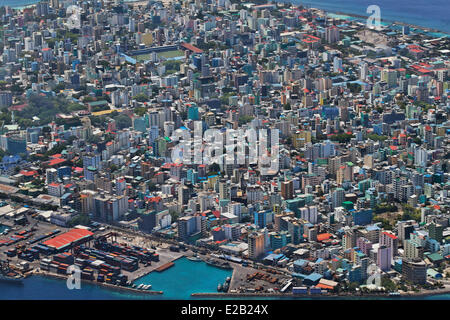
[97, 232, 119, 243]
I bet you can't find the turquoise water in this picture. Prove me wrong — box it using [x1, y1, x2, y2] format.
[133, 257, 233, 299]
[0, 257, 232, 300]
[0, 273, 449, 299]
[0, 224, 9, 233]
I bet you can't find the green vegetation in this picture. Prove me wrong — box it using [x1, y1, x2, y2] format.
[55, 30, 80, 42]
[381, 276, 397, 292]
[329, 133, 354, 143]
[373, 216, 393, 230]
[374, 203, 397, 214]
[413, 100, 435, 111]
[238, 116, 254, 125]
[158, 50, 185, 59]
[134, 106, 147, 116]
[401, 204, 421, 222]
[347, 82, 361, 94]
[220, 91, 236, 105]
[113, 114, 132, 130]
[67, 214, 91, 227]
[368, 134, 388, 142]
[133, 93, 150, 103]
[348, 282, 360, 292]
[208, 163, 221, 176]
[163, 60, 183, 74]
[15, 94, 86, 126]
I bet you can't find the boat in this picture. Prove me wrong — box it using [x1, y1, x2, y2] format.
[0, 260, 23, 284]
[223, 282, 229, 292]
[137, 284, 143, 289]
[187, 255, 202, 262]
[226, 276, 231, 283]
[206, 259, 232, 270]
[217, 283, 222, 292]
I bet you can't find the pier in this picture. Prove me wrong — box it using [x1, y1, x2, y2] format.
[154, 262, 174, 272]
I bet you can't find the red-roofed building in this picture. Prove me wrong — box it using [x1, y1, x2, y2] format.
[180, 42, 203, 54]
[43, 228, 94, 251]
[48, 182, 64, 197]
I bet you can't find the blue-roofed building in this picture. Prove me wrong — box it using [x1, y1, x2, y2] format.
[293, 259, 308, 273]
[303, 273, 322, 286]
[352, 209, 373, 226]
[263, 253, 285, 265]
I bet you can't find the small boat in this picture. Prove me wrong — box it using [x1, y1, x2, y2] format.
[137, 284, 143, 289]
[223, 282, 229, 292]
[187, 255, 202, 262]
[226, 276, 231, 283]
[217, 283, 222, 292]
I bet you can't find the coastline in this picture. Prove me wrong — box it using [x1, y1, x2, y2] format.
[4, 0, 449, 36]
[277, 0, 449, 35]
[191, 287, 450, 299]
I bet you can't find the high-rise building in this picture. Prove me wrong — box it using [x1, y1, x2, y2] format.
[281, 180, 293, 200]
[377, 245, 391, 272]
[379, 231, 399, 258]
[248, 232, 265, 260]
[402, 259, 427, 284]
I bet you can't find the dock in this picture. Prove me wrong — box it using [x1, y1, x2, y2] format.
[154, 261, 174, 272]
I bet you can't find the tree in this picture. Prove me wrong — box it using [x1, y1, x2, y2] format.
[329, 133, 354, 143]
[134, 106, 147, 117]
[114, 114, 132, 130]
[401, 204, 421, 222]
[68, 214, 91, 227]
[347, 82, 361, 94]
[208, 163, 220, 175]
[381, 276, 397, 292]
[348, 282, 359, 292]
[133, 93, 149, 103]
[238, 116, 253, 125]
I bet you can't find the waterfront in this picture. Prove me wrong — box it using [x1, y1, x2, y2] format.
[0, 255, 449, 300]
[133, 257, 233, 299]
[279, 0, 450, 33]
[1, 274, 450, 300]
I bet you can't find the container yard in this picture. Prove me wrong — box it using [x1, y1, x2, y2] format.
[0, 219, 187, 293]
